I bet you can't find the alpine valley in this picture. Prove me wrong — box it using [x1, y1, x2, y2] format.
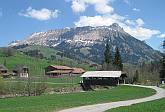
[9, 23, 162, 64]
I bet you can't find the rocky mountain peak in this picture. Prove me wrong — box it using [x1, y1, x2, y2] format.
[110, 23, 124, 32]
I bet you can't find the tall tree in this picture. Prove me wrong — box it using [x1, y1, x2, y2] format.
[104, 41, 112, 64]
[160, 39, 165, 83]
[103, 40, 113, 70]
[113, 47, 123, 70]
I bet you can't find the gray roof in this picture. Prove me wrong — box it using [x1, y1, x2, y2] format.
[0, 64, 8, 71]
[13, 64, 28, 72]
[81, 71, 122, 78]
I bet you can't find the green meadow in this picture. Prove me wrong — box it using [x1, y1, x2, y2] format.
[106, 98, 165, 112]
[0, 85, 156, 112]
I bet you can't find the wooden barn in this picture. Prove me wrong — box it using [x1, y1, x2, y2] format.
[80, 71, 127, 87]
[13, 64, 29, 78]
[45, 65, 73, 77]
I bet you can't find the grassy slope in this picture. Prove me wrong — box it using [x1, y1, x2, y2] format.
[0, 86, 156, 112]
[18, 45, 59, 59]
[106, 98, 165, 112]
[0, 53, 51, 76]
[18, 45, 95, 68]
[0, 48, 94, 76]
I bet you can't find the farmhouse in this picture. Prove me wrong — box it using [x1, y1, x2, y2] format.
[0, 64, 10, 78]
[45, 65, 73, 77]
[13, 64, 29, 78]
[81, 71, 127, 87]
[90, 64, 98, 69]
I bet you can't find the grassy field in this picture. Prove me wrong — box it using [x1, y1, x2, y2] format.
[0, 85, 156, 112]
[4, 75, 82, 83]
[4, 75, 82, 89]
[4, 77, 81, 89]
[105, 98, 165, 112]
[46, 75, 82, 83]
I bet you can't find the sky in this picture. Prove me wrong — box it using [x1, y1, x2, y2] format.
[0, 0, 164, 51]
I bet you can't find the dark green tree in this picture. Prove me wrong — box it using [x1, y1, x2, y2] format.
[104, 40, 112, 64]
[113, 47, 123, 70]
[103, 40, 113, 70]
[160, 39, 165, 83]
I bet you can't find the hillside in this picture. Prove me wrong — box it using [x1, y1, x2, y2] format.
[9, 23, 162, 64]
[16, 45, 94, 64]
[0, 48, 94, 76]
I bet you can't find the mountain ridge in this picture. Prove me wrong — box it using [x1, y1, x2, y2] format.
[9, 23, 162, 64]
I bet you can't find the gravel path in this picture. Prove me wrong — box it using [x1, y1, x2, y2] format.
[58, 84, 165, 112]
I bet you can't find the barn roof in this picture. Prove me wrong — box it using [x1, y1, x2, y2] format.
[50, 65, 73, 70]
[72, 68, 85, 74]
[81, 71, 122, 78]
[46, 70, 72, 74]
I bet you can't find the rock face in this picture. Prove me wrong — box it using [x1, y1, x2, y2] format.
[9, 23, 162, 64]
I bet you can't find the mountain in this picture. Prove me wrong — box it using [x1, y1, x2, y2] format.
[9, 23, 162, 64]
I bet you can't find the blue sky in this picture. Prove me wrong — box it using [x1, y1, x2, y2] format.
[0, 0, 164, 51]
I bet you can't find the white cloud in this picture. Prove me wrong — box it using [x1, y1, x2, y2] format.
[136, 18, 144, 26]
[159, 34, 165, 38]
[125, 19, 135, 26]
[69, 0, 114, 14]
[124, 26, 160, 40]
[71, 0, 86, 13]
[75, 15, 161, 40]
[67, 0, 162, 41]
[75, 14, 124, 27]
[75, 16, 113, 27]
[94, 3, 114, 14]
[125, 18, 144, 26]
[132, 8, 140, 12]
[19, 7, 59, 21]
[87, 0, 114, 14]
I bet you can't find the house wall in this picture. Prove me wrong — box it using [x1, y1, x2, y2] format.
[83, 77, 119, 86]
[20, 73, 29, 78]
